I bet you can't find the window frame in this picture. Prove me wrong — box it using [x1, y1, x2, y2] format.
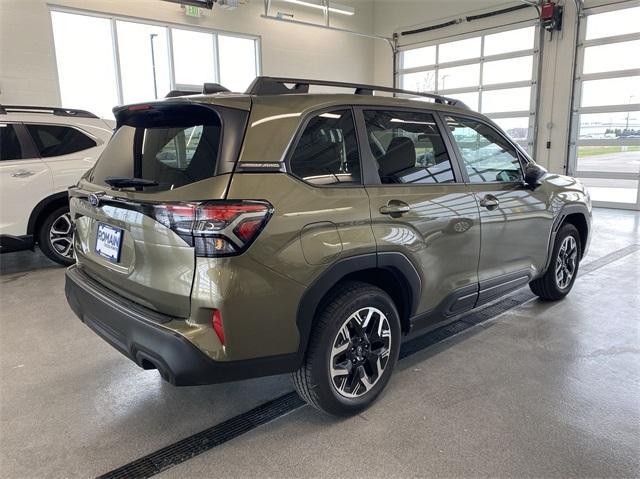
[441, 112, 528, 186]
[354, 105, 464, 187]
[49, 6, 262, 107]
[284, 106, 365, 188]
[395, 22, 540, 155]
[23, 122, 99, 158]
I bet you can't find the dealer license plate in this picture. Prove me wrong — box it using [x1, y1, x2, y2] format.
[95, 223, 123, 263]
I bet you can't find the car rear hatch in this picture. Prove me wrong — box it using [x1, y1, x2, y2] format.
[69, 98, 251, 318]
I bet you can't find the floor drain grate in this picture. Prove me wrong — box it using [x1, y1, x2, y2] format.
[98, 392, 305, 479]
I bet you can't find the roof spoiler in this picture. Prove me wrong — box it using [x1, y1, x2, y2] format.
[244, 76, 469, 109]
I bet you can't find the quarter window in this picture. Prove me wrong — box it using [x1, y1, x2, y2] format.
[0, 124, 23, 161]
[364, 110, 455, 184]
[445, 116, 523, 183]
[289, 110, 361, 186]
[25, 124, 96, 157]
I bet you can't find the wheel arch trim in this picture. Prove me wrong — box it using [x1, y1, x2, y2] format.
[542, 204, 591, 276]
[294, 252, 421, 365]
[26, 191, 69, 237]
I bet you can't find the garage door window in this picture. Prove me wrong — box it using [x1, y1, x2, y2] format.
[568, 4, 640, 209]
[397, 24, 538, 153]
[25, 124, 96, 157]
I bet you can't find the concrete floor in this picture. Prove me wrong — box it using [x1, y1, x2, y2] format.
[0, 208, 638, 478]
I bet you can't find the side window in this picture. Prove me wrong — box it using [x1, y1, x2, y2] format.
[445, 116, 523, 183]
[363, 110, 455, 184]
[25, 124, 97, 158]
[289, 109, 361, 186]
[0, 124, 24, 161]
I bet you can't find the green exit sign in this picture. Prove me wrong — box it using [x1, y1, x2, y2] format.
[185, 5, 201, 17]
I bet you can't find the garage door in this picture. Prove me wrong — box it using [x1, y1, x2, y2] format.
[397, 23, 540, 155]
[568, 3, 640, 210]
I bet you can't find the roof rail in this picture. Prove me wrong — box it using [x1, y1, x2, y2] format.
[166, 83, 231, 98]
[0, 105, 99, 118]
[244, 76, 469, 109]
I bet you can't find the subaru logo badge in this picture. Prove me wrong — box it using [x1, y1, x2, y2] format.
[88, 193, 100, 207]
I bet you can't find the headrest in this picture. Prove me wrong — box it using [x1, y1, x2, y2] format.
[379, 136, 416, 177]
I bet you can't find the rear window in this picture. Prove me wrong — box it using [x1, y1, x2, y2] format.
[91, 104, 224, 192]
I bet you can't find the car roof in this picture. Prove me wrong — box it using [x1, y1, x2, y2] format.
[1, 106, 114, 141]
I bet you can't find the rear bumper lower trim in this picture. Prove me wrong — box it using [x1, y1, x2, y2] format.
[65, 265, 298, 386]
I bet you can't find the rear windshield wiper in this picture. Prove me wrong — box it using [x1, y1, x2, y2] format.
[104, 177, 159, 189]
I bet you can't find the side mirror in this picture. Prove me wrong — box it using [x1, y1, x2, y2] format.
[524, 163, 547, 188]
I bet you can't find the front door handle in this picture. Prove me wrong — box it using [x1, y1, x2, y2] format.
[479, 195, 499, 210]
[11, 169, 35, 178]
[379, 200, 411, 217]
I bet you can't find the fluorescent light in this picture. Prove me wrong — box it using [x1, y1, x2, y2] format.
[280, 0, 355, 16]
[319, 113, 341, 118]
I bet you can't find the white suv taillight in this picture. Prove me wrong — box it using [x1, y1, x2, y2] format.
[152, 201, 273, 257]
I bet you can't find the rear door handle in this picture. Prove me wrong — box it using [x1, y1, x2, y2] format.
[479, 195, 499, 210]
[379, 200, 411, 217]
[11, 170, 35, 178]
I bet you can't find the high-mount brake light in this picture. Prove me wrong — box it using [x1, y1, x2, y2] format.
[128, 104, 152, 111]
[152, 201, 272, 257]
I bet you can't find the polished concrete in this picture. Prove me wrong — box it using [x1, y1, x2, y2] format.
[1, 208, 638, 478]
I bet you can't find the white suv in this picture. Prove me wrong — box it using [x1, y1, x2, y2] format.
[0, 105, 113, 265]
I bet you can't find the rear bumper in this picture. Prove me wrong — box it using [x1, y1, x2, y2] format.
[65, 265, 298, 386]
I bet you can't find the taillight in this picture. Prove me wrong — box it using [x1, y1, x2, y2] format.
[152, 200, 272, 257]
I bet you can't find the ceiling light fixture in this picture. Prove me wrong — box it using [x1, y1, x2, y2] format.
[280, 0, 355, 16]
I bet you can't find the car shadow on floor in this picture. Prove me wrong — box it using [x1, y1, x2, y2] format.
[0, 249, 60, 275]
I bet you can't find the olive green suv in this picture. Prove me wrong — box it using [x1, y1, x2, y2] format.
[65, 77, 591, 416]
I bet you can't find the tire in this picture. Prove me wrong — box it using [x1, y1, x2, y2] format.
[530, 223, 581, 301]
[38, 205, 75, 266]
[292, 281, 401, 416]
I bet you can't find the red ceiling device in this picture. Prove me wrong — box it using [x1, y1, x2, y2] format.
[541, 1, 556, 19]
[540, 1, 564, 32]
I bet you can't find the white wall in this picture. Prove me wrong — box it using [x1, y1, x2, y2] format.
[371, 0, 634, 174]
[0, 0, 375, 106]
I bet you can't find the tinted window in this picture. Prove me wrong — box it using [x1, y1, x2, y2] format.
[91, 104, 221, 192]
[289, 110, 361, 186]
[445, 116, 523, 183]
[0, 124, 23, 161]
[26, 124, 96, 157]
[364, 110, 455, 184]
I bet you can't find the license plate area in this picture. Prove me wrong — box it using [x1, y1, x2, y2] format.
[95, 223, 123, 263]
